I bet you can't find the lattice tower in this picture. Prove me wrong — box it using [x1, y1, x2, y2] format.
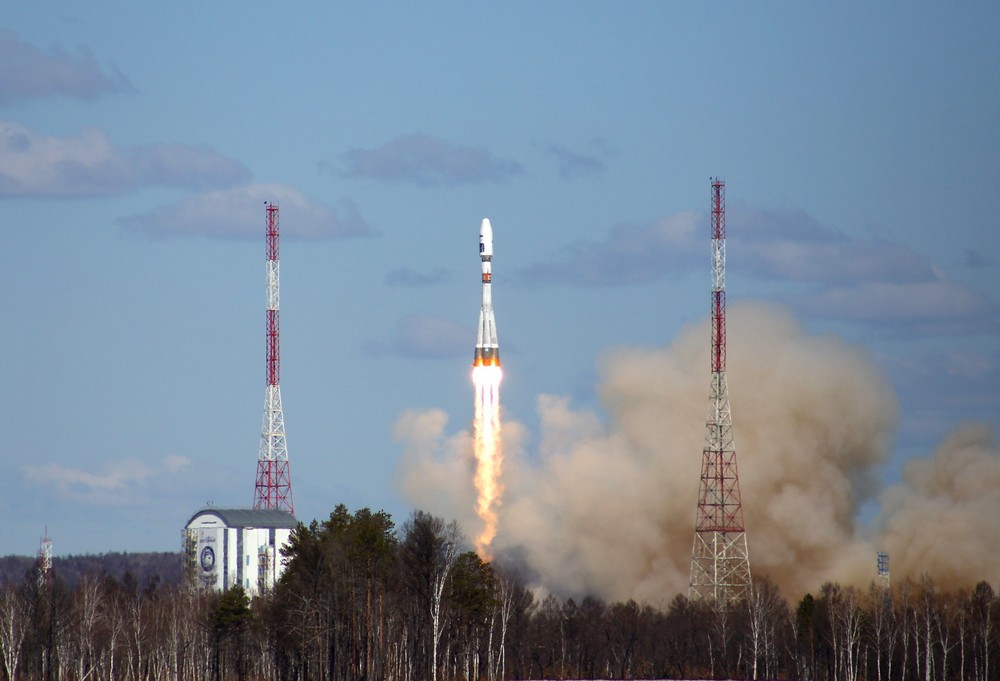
[253, 202, 294, 514]
[37, 527, 52, 587]
[689, 179, 752, 603]
[877, 551, 890, 591]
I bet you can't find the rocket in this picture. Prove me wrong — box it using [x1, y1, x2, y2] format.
[474, 218, 500, 366]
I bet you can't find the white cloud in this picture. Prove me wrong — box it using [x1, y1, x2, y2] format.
[544, 142, 608, 179]
[163, 455, 192, 474]
[517, 204, 997, 332]
[516, 212, 701, 286]
[733, 205, 935, 284]
[119, 183, 374, 239]
[745, 238, 934, 284]
[24, 461, 153, 492]
[341, 133, 523, 186]
[810, 279, 998, 329]
[519, 205, 939, 288]
[0, 30, 132, 103]
[0, 121, 249, 197]
[23, 456, 190, 505]
[367, 315, 469, 360]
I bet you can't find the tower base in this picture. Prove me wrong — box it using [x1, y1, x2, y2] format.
[689, 529, 751, 603]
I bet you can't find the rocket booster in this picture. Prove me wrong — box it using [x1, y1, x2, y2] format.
[475, 218, 500, 366]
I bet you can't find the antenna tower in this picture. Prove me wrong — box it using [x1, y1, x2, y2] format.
[689, 179, 752, 603]
[253, 202, 294, 514]
[37, 527, 53, 587]
[877, 551, 890, 591]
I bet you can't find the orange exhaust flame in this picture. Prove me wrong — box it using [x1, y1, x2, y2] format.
[472, 362, 503, 560]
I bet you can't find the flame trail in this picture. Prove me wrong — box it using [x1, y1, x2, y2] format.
[472, 362, 503, 559]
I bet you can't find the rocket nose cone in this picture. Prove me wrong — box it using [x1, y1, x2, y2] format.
[479, 218, 494, 258]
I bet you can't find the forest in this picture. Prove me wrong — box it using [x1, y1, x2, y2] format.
[1, 505, 998, 681]
[0, 553, 182, 591]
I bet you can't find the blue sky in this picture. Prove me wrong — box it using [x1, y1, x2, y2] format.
[1, 3, 998, 559]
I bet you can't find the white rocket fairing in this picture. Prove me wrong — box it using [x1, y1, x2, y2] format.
[474, 218, 500, 365]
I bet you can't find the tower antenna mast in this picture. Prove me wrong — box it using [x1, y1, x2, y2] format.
[689, 179, 751, 603]
[37, 527, 53, 588]
[253, 202, 294, 514]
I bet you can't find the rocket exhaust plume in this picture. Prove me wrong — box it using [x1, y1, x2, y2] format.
[473, 364, 502, 558]
[401, 298, 1000, 600]
[473, 218, 503, 559]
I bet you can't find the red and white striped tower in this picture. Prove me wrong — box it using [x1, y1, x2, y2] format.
[253, 202, 294, 514]
[689, 179, 751, 603]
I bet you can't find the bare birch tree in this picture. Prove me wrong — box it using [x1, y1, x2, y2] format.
[0, 584, 29, 681]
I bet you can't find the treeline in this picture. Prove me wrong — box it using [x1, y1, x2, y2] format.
[1, 505, 999, 681]
[0, 552, 181, 590]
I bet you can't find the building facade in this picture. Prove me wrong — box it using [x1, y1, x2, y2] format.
[184, 507, 297, 595]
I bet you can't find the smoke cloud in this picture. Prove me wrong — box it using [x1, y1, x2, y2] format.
[397, 302, 995, 600]
[880, 423, 1000, 589]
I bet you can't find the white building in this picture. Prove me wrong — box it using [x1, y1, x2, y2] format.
[184, 508, 297, 595]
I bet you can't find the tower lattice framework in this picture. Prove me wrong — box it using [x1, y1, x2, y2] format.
[689, 179, 751, 603]
[253, 202, 294, 514]
[37, 528, 53, 588]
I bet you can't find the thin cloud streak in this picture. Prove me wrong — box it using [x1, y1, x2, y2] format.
[517, 205, 996, 330]
[120, 183, 374, 240]
[516, 212, 702, 287]
[0, 29, 132, 103]
[0, 121, 249, 197]
[809, 279, 999, 331]
[366, 315, 469, 360]
[962, 248, 994, 270]
[883, 349, 999, 414]
[23, 456, 192, 506]
[545, 142, 608, 179]
[385, 267, 452, 287]
[341, 133, 524, 187]
[733, 205, 935, 284]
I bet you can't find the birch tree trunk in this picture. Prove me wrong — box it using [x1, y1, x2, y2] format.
[0, 586, 29, 681]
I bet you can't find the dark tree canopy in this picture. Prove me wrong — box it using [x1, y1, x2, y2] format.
[1, 504, 997, 681]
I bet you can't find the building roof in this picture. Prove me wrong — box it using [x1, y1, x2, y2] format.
[186, 507, 298, 529]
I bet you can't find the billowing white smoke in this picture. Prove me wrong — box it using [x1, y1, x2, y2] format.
[880, 423, 1000, 589]
[397, 302, 995, 600]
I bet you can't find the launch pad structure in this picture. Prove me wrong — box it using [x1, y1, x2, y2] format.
[688, 179, 752, 604]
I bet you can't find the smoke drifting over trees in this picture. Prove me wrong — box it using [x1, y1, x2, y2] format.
[398, 302, 999, 601]
[881, 423, 1000, 586]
